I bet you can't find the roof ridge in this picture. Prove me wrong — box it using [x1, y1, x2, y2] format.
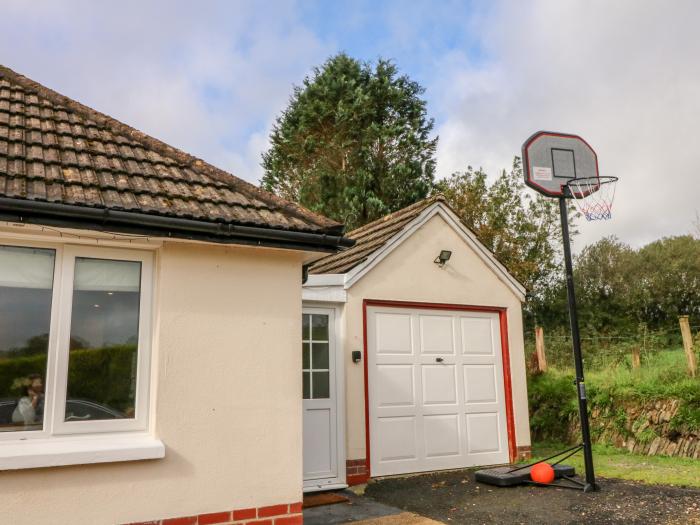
[347, 194, 443, 238]
[0, 64, 342, 232]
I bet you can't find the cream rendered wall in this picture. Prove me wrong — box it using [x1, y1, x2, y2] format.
[343, 214, 530, 462]
[0, 239, 305, 525]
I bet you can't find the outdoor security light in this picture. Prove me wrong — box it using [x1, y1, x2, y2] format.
[434, 250, 452, 267]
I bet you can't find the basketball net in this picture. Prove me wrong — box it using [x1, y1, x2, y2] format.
[566, 176, 617, 221]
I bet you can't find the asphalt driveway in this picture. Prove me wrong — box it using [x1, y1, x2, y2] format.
[364, 469, 700, 524]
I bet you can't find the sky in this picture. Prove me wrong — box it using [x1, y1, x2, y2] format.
[2, 0, 699, 250]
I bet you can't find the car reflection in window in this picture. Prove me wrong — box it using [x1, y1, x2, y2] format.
[64, 399, 125, 421]
[0, 398, 124, 428]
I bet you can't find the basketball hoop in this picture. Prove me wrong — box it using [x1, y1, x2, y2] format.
[565, 176, 618, 221]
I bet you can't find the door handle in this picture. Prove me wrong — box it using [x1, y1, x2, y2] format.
[436, 357, 444, 363]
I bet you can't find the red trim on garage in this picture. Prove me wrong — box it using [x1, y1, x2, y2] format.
[361, 299, 518, 478]
[362, 302, 372, 482]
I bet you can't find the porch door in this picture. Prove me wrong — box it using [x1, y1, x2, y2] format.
[302, 308, 340, 490]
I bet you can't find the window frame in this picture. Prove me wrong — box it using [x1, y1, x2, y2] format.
[0, 240, 154, 441]
[302, 311, 332, 400]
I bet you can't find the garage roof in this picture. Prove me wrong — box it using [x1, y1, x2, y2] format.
[308, 195, 526, 299]
[0, 65, 352, 251]
[309, 195, 447, 274]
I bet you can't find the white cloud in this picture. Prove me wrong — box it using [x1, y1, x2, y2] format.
[1, 0, 697, 249]
[0, 0, 331, 184]
[431, 0, 700, 248]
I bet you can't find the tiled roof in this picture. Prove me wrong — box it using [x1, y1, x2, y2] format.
[0, 65, 344, 236]
[309, 195, 443, 274]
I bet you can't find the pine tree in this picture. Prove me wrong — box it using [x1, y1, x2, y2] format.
[261, 53, 437, 230]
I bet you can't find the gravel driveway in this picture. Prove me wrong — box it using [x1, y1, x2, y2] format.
[364, 469, 700, 524]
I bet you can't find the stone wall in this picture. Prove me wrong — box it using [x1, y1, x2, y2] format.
[567, 399, 700, 459]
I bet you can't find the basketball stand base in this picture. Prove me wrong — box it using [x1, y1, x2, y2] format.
[475, 464, 577, 488]
[475, 443, 595, 491]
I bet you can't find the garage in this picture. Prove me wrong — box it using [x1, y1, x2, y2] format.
[366, 303, 513, 476]
[303, 195, 530, 487]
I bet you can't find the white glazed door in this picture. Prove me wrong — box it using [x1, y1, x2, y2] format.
[367, 306, 509, 477]
[302, 308, 339, 489]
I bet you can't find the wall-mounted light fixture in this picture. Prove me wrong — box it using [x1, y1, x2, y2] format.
[434, 250, 452, 268]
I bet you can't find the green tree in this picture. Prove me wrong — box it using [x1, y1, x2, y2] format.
[435, 158, 568, 296]
[261, 53, 437, 230]
[533, 235, 700, 337]
[634, 235, 700, 329]
[574, 236, 638, 333]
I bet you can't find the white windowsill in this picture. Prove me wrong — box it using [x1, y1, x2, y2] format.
[0, 433, 165, 471]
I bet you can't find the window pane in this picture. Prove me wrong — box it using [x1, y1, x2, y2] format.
[302, 342, 310, 370]
[302, 314, 310, 341]
[311, 314, 328, 341]
[302, 372, 310, 399]
[312, 371, 329, 399]
[311, 343, 329, 370]
[65, 258, 141, 422]
[0, 246, 55, 432]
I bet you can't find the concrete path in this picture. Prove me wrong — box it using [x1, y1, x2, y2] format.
[303, 488, 443, 525]
[353, 512, 443, 524]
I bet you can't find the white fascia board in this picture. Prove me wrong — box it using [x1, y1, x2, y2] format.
[344, 203, 527, 302]
[303, 273, 347, 303]
[302, 286, 347, 303]
[304, 273, 346, 287]
[0, 433, 165, 471]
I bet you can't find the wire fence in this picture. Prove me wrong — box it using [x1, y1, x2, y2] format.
[526, 323, 700, 372]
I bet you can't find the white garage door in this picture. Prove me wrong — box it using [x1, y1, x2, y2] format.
[367, 305, 510, 477]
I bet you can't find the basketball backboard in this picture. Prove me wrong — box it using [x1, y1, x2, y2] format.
[522, 131, 599, 198]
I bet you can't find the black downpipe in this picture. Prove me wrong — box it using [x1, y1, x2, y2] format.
[559, 196, 597, 492]
[0, 198, 354, 252]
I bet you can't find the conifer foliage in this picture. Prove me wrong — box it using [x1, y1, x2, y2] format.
[261, 53, 437, 230]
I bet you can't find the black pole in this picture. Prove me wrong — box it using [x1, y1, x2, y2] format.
[559, 196, 597, 492]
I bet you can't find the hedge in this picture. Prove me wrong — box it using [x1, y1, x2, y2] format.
[0, 345, 137, 413]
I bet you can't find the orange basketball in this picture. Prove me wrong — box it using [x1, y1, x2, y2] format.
[530, 462, 555, 484]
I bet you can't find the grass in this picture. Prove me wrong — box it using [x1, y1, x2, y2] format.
[585, 349, 700, 402]
[528, 348, 700, 442]
[528, 442, 700, 488]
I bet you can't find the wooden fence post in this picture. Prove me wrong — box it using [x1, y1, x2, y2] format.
[679, 315, 697, 378]
[631, 347, 641, 369]
[535, 326, 547, 372]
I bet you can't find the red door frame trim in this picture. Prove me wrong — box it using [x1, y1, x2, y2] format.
[362, 299, 517, 478]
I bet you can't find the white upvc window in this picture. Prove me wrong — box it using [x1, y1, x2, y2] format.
[0, 240, 162, 469]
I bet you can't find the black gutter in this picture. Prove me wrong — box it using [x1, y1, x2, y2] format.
[0, 198, 355, 253]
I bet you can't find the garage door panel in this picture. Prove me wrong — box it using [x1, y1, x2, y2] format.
[461, 317, 495, 356]
[419, 315, 455, 354]
[424, 414, 461, 458]
[369, 306, 509, 477]
[376, 364, 415, 407]
[463, 364, 498, 404]
[377, 416, 418, 462]
[376, 312, 413, 354]
[421, 365, 457, 405]
[466, 412, 502, 454]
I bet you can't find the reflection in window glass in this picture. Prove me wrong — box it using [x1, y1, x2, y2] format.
[0, 246, 55, 432]
[312, 371, 329, 398]
[311, 315, 328, 341]
[302, 313, 330, 400]
[312, 343, 329, 370]
[65, 258, 141, 422]
[303, 372, 310, 399]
